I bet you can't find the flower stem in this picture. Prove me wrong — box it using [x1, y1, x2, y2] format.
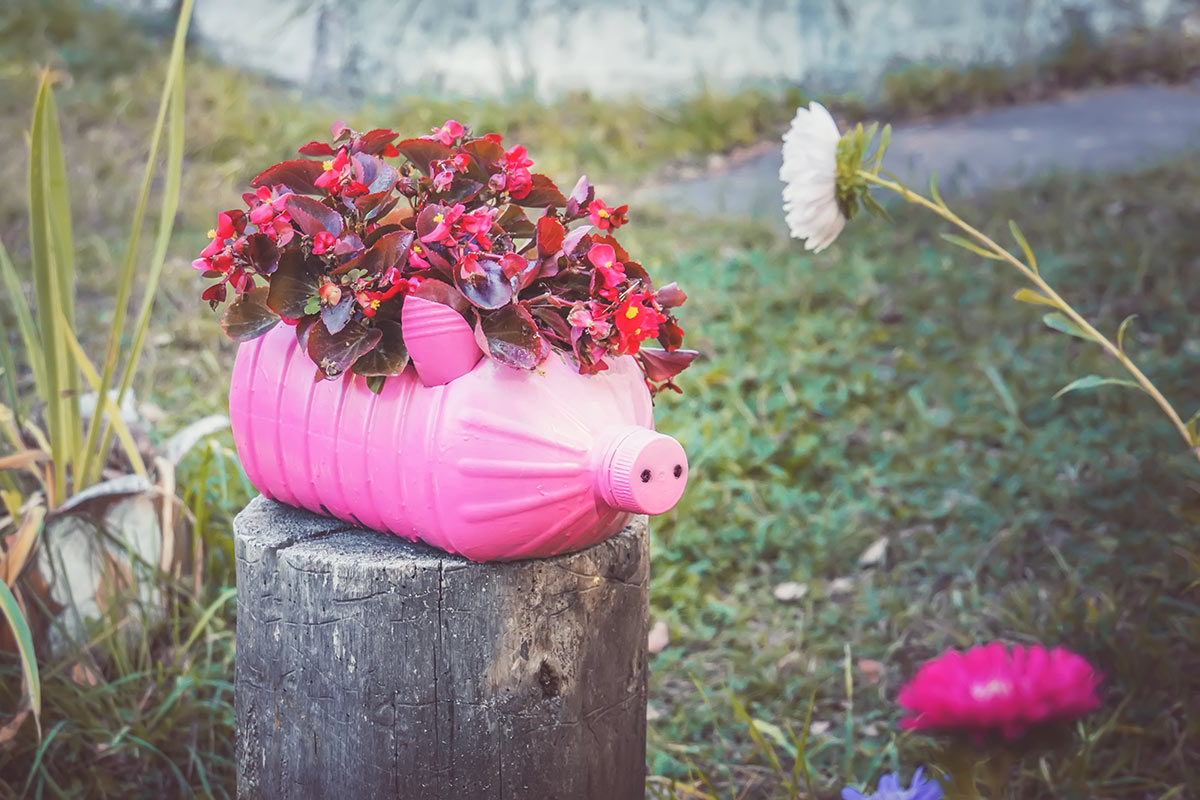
[857, 169, 1198, 462]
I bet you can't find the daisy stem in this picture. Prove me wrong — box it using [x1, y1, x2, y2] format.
[857, 169, 1198, 463]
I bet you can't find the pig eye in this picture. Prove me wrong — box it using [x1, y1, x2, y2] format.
[640, 469, 652, 483]
[673, 464, 683, 478]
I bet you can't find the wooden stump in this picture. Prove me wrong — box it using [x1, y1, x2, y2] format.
[235, 496, 649, 799]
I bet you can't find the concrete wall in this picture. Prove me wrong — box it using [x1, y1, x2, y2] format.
[104, 0, 1192, 100]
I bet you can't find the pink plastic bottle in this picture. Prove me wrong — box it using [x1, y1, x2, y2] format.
[228, 297, 689, 561]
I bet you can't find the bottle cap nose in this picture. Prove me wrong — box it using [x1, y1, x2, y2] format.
[596, 427, 688, 515]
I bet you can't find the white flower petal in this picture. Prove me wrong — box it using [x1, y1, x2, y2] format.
[779, 102, 845, 250]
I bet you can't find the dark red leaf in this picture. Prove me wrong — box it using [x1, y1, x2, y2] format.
[455, 259, 514, 310]
[286, 195, 344, 237]
[356, 128, 400, 156]
[307, 319, 383, 379]
[657, 317, 684, 351]
[462, 138, 505, 170]
[395, 138, 452, 176]
[655, 281, 687, 308]
[220, 287, 279, 342]
[410, 278, 473, 317]
[299, 141, 335, 157]
[321, 295, 355, 335]
[250, 159, 326, 195]
[638, 348, 698, 382]
[244, 233, 280, 275]
[334, 230, 413, 277]
[536, 216, 566, 258]
[266, 247, 323, 318]
[478, 303, 549, 370]
[512, 174, 567, 208]
[561, 224, 591, 255]
[497, 204, 535, 238]
[438, 176, 484, 204]
[351, 320, 409, 377]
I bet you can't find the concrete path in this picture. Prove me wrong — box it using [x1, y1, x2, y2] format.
[633, 83, 1200, 233]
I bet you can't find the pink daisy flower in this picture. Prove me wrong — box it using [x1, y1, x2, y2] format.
[898, 642, 1102, 741]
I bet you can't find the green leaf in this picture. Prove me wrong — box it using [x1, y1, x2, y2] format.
[0, 240, 46, 400]
[364, 375, 386, 395]
[0, 580, 40, 720]
[81, 0, 195, 490]
[28, 74, 71, 505]
[1012, 288, 1059, 308]
[303, 296, 321, 316]
[1053, 374, 1144, 399]
[1117, 314, 1138, 354]
[1008, 220, 1038, 275]
[929, 173, 946, 209]
[1043, 312, 1097, 342]
[940, 233, 1002, 260]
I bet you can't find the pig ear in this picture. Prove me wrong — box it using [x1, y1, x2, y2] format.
[401, 295, 484, 386]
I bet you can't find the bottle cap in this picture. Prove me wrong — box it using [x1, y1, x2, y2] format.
[597, 426, 688, 515]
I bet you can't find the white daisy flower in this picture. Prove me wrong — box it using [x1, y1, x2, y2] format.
[779, 102, 845, 252]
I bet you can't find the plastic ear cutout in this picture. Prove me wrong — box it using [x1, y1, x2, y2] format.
[401, 295, 484, 387]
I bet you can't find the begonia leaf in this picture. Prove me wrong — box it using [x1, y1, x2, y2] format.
[220, 286, 279, 342]
[334, 230, 413, 277]
[286, 195, 343, 237]
[497, 204, 535, 238]
[455, 258, 514, 310]
[410, 279, 473, 317]
[321, 294, 355, 335]
[307, 319, 382, 379]
[351, 320, 410, 377]
[395, 138, 452, 176]
[536, 216, 566, 258]
[638, 348, 699, 382]
[250, 159, 325, 195]
[512, 174, 567, 208]
[356, 128, 400, 156]
[479, 303, 549, 369]
[244, 233, 280, 275]
[266, 247, 323, 318]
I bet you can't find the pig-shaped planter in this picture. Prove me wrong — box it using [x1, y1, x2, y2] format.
[228, 296, 689, 561]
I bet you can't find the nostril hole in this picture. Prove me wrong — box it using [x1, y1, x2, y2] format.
[673, 464, 682, 478]
[640, 469, 652, 483]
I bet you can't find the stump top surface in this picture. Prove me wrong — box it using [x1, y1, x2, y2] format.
[234, 494, 648, 569]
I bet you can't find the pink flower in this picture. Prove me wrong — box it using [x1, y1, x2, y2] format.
[587, 242, 626, 296]
[898, 643, 1102, 741]
[312, 231, 337, 255]
[314, 149, 349, 191]
[420, 204, 465, 245]
[587, 199, 628, 231]
[428, 119, 465, 146]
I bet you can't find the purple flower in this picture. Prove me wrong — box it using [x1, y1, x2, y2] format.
[841, 767, 944, 800]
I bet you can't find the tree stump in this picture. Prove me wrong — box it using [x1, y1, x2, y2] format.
[234, 495, 650, 799]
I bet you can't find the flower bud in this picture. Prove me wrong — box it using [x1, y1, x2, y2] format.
[318, 281, 342, 307]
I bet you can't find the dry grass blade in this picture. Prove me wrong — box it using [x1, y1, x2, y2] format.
[2, 505, 45, 585]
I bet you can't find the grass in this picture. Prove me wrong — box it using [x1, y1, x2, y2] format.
[0, 2, 1198, 797]
[637, 166, 1200, 796]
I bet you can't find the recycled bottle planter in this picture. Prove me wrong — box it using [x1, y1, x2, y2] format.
[228, 297, 689, 561]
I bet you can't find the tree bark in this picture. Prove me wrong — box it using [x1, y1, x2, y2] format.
[235, 495, 649, 799]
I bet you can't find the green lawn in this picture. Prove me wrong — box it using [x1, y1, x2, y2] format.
[1, 3, 1199, 798]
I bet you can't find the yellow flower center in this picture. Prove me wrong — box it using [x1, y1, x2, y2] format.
[433, 214, 444, 223]
[598, 208, 610, 218]
[625, 307, 639, 319]
[207, 228, 217, 239]
[322, 160, 335, 171]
